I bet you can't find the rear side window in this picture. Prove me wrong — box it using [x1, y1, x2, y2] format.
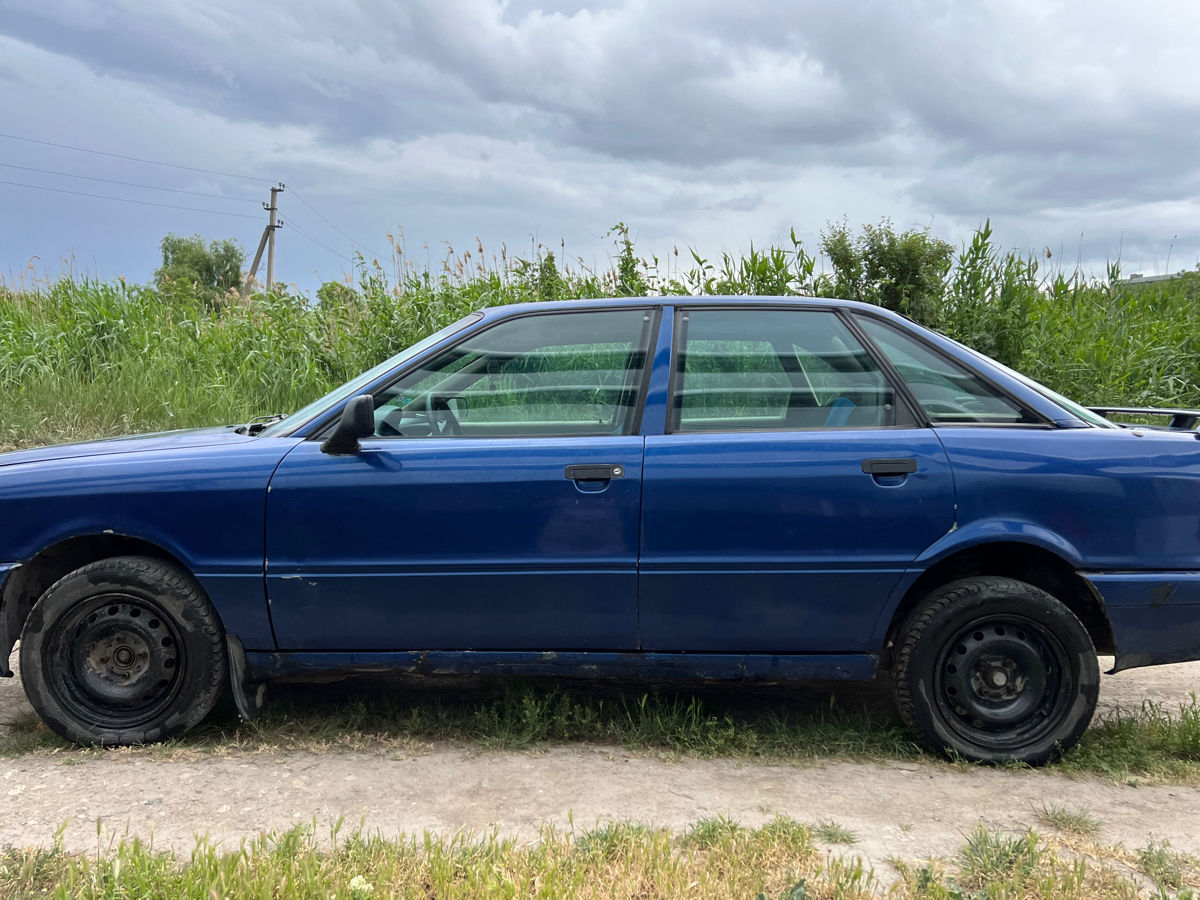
[855, 316, 1036, 425]
[673, 308, 899, 432]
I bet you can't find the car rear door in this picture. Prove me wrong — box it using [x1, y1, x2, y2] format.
[265, 307, 657, 651]
[638, 305, 956, 652]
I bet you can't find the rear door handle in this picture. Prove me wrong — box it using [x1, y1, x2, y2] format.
[565, 463, 625, 481]
[861, 458, 918, 475]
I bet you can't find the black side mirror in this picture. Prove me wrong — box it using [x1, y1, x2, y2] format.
[320, 395, 375, 455]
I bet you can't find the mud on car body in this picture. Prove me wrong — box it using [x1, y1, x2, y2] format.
[2, 296, 1198, 764]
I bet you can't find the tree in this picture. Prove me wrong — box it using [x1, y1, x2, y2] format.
[820, 219, 954, 326]
[316, 280, 360, 310]
[154, 233, 245, 303]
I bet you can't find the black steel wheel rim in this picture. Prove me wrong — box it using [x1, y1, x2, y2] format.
[933, 614, 1072, 751]
[44, 592, 185, 731]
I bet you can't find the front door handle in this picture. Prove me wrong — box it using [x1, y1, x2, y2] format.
[565, 463, 625, 481]
[861, 458, 918, 476]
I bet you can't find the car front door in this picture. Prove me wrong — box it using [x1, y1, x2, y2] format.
[639, 306, 956, 653]
[265, 307, 657, 651]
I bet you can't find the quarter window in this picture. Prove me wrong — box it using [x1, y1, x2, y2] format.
[855, 316, 1035, 425]
[673, 309, 899, 432]
[371, 309, 654, 438]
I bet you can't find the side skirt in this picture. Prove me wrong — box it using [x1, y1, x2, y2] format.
[242, 650, 879, 683]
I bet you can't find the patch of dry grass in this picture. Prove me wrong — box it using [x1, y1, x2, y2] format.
[2, 819, 1197, 899]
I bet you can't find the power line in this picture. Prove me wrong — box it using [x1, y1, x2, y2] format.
[0, 131, 266, 184]
[0, 161, 260, 202]
[1, 133, 394, 261]
[0, 179, 262, 219]
[1, 132, 392, 271]
[288, 187, 390, 260]
[286, 219, 357, 263]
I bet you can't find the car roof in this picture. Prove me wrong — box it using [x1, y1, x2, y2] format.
[474, 295, 906, 321]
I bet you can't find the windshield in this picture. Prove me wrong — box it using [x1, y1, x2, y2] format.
[260, 312, 483, 436]
[951, 341, 1118, 428]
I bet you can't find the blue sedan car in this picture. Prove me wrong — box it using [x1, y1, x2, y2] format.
[1, 297, 1197, 764]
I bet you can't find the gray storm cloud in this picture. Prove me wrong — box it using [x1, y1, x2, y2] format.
[1, 0, 1197, 287]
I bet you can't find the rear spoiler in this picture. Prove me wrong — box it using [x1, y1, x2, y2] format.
[1089, 406, 1200, 431]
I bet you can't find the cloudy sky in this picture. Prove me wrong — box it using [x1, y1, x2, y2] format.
[1, 0, 1198, 294]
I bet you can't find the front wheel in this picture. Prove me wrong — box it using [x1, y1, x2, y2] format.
[20, 556, 226, 745]
[892, 576, 1098, 765]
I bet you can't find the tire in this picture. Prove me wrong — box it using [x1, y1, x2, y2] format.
[19, 556, 226, 746]
[892, 576, 1098, 765]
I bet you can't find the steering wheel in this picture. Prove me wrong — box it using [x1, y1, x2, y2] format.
[424, 394, 463, 437]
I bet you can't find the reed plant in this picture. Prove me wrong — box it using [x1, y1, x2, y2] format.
[1, 222, 1196, 450]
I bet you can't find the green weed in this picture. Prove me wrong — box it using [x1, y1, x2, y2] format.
[1061, 696, 1200, 783]
[1034, 803, 1101, 837]
[1137, 839, 1198, 890]
[680, 816, 744, 849]
[811, 820, 857, 845]
[955, 825, 1043, 889]
[573, 821, 656, 860]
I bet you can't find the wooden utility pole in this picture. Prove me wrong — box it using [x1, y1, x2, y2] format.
[266, 183, 283, 291]
[244, 183, 284, 293]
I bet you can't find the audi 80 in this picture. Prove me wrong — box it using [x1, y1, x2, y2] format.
[1, 297, 1198, 764]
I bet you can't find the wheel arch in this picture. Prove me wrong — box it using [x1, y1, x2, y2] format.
[0, 533, 197, 677]
[878, 541, 1115, 670]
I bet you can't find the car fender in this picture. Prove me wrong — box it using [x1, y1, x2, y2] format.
[11, 521, 203, 575]
[914, 517, 1084, 569]
[865, 518, 1087, 649]
[0, 440, 299, 666]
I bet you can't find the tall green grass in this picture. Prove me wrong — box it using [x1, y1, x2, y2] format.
[1, 223, 1196, 449]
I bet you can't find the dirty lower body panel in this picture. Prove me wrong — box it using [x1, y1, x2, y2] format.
[1083, 571, 1200, 671]
[243, 650, 879, 683]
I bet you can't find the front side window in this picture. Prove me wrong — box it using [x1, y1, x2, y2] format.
[370, 308, 654, 438]
[672, 308, 899, 432]
[855, 316, 1037, 425]
[266, 313, 483, 436]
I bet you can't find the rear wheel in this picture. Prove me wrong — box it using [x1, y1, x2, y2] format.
[19, 556, 226, 745]
[892, 576, 1098, 765]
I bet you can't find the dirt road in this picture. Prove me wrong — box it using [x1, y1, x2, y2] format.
[0, 653, 1197, 876]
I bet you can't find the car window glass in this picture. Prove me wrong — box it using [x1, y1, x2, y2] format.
[371, 309, 653, 438]
[264, 313, 482, 436]
[855, 316, 1035, 425]
[673, 309, 897, 431]
[956, 343, 1117, 427]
